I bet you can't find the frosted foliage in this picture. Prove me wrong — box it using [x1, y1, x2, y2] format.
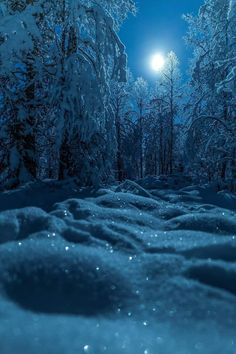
[133, 77, 149, 103]
[216, 0, 236, 97]
[0, 0, 134, 188]
[0, 4, 41, 72]
[82, 0, 136, 29]
[184, 0, 236, 185]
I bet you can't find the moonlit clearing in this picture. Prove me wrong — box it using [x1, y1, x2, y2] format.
[150, 53, 165, 72]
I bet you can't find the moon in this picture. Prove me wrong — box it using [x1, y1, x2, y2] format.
[150, 53, 165, 72]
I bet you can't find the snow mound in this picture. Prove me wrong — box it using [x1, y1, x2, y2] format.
[165, 212, 236, 234]
[0, 179, 90, 212]
[182, 243, 236, 262]
[186, 262, 236, 296]
[0, 241, 134, 316]
[0, 207, 66, 243]
[0, 178, 236, 354]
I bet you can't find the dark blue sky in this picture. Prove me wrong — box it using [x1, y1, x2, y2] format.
[119, 0, 204, 80]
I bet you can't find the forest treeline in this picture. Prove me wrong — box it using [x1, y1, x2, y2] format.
[0, 0, 235, 190]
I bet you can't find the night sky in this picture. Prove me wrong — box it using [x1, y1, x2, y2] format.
[119, 0, 204, 80]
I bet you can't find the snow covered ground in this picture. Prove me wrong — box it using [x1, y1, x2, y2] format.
[0, 177, 236, 354]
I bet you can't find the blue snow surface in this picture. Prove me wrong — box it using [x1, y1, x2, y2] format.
[0, 176, 236, 354]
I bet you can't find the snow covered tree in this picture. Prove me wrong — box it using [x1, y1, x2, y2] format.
[0, 1, 44, 187]
[184, 0, 236, 187]
[146, 52, 182, 176]
[146, 95, 171, 176]
[159, 51, 182, 174]
[132, 77, 149, 178]
[110, 73, 149, 181]
[110, 80, 131, 182]
[0, 0, 136, 188]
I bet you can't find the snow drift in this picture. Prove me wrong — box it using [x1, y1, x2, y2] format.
[0, 177, 235, 354]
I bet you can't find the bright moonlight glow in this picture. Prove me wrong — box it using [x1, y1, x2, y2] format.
[150, 53, 165, 72]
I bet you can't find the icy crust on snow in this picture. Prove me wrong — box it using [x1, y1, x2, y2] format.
[0, 177, 236, 354]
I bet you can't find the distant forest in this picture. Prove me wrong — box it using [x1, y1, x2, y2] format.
[0, 0, 235, 190]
